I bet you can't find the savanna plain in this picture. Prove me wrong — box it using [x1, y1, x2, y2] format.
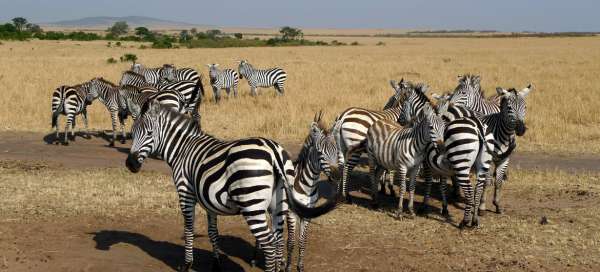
[0, 36, 600, 271]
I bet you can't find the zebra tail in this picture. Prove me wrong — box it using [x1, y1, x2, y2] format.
[331, 116, 343, 150]
[274, 151, 337, 219]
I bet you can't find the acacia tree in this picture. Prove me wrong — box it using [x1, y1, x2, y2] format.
[107, 21, 129, 37]
[12, 17, 27, 32]
[279, 26, 303, 41]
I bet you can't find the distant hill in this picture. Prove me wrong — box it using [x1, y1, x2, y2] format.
[43, 16, 210, 29]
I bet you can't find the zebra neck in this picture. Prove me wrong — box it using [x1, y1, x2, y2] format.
[157, 114, 204, 166]
[293, 154, 321, 199]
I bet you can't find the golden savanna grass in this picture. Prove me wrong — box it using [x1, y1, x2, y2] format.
[0, 37, 599, 154]
[2, 160, 600, 270]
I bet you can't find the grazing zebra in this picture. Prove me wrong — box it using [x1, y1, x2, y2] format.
[478, 86, 532, 214]
[125, 102, 337, 272]
[285, 112, 340, 272]
[332, 79, 415, 203]
[365, 106, 442, 216]
[51, 82, 93, 145]
[131, 63, 176, 84]
[238, 60, 287, 96]
[118, 85, 187, 121]
[207, 64, 239, 103]
[119, 71, 204, 121]
[86, 77, 128, 146]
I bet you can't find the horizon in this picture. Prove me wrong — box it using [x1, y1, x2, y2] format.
[0, 1, 599, 32]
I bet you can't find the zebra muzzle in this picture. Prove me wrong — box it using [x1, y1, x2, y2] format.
[515, 121, 527, 136]
[125, 153, 142, 173]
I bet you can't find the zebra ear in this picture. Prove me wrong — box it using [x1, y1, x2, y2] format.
[519, 84, 533, 97]
[390, 80, 397, 90]
[496, 87, 507, 95]
[206, 64, 211, 68]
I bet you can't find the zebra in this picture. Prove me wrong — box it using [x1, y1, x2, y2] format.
[118, 85, 187, 121]
[238, 60, 287, 96]
[478, 85, 532, 214]
[365, 106, 442, 216]
[449, 74, 501, 116]
[285, 111, 340, 272]
[131, 63, 176, 84]
[119, 71, 204, 121]
[86, 77, 128, 146]
[125, 102, 338, 272]
[207, 63, 239, 103]
[51, 82, 93, 145]
[172, 66, 201, 83]
[332, 79, 416, 203]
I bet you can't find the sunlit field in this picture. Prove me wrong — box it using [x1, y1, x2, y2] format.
[1, 37, 599, 154]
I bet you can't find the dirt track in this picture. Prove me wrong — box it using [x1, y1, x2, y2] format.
[1, 131, 599, 272]
[0, 131, 598, 174]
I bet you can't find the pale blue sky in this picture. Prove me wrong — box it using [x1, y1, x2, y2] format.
[0, 0, 597, 32]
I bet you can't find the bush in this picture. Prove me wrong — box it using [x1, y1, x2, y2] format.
[119, 53, 137, 63]
[331, 40, 347, 46]
[351, 41, 359, 46]
[152, 38, 173, 49]
[234, 33, 243, 39]
[115, 41, 122, 47]
[376, 41, 386, 46]
[106, 41, 111, 47]
[106, 57, 117, 64]
[139, 44, 148, 49]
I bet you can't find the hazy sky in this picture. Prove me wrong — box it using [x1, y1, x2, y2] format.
[0, 0, 597, 32]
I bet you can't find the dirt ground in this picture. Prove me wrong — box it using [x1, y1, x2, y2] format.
[1, 132, 600, 272]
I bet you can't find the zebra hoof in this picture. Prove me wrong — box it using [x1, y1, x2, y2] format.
[458, 220, 471, 229]
[178, 261, 193, 272]
[496, 207, 504, 214]
[471, 218, 480, 228]
[120, 139, 126, 144]
[54, 141, 60, 145]
[417, 205, 431, 216]
[109, 142, 115, 147]
[63, 141, 69, 146]
[250, 259, 257, 267]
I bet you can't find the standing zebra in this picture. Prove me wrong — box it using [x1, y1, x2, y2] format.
[238, 60, 287, 96]
[86, 77, 128, 146]
[131, 63, 176, 84]
[171, 65, 201, 83]
[118, 86, 187, 121]
[207, 64, 239, 103]
[119, 71, 204, 121]
[478, 86, 532, 214]
[332, 79, 415, 203]
[285, 112, 340, 272]
[125, 102, 337, 272]
[449, 74, 501, 116]
[51, 82, 93, 145]
[365, 106, 442, 216]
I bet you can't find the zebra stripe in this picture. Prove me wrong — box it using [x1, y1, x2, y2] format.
[119, 71, 149, 87]
[238, 60, 287, 96]
[118, 85, 187, 121]
[51, 83, 92, 145]
[449, 74, 501, 116]
[87, 78, 128, 146]
[207, 64, 240, 103]
[125, 103, 337, 272]
[332, 79, 415, 203]
[131, 63, 175, 84]
[173, 67, 201, 83]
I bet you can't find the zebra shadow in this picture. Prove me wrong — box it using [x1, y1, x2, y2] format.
[42, 131, 94, 145]
[90, 230, 254, 271]
[346, 170, 459, 221]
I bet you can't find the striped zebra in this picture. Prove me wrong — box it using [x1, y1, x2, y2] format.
[365, 106, 442, 216]
[286, 112, 340, 272]
[238, 60, 287, 96]
[172, 66, 201, 83]
[207, 64, 239, 103]
[125, 102, 337, 272]
[86, 77, 128, 146]
[478, 86, 532, 214]
[119, 71, 204, 121]
[118, 85, 187, 121]
[332, 79, 415, 203]
[398, 87, 497, 227]
[449, 74, 501, 116]
[51, 82, 93, 145]
[131, 63, 176, 84]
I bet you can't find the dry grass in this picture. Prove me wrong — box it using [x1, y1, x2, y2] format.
[0, 38, 599, 154]
[1, 160, 600, 271]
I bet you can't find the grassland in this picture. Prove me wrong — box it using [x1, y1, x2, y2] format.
[1, 160, 600, 271]
[0, 37, 599, 154]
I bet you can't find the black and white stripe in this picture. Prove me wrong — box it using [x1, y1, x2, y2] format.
[207, 63, 239, 103]
[125, 103, 337, 272]
[131, 63, 176, 84]
[238, 60, 287, 96]
[172, 66, 201, 83]
[87, 78, 128, 146]
[118, 85, 187, 121]
[51, 82, 93, 145]
[331, 79, 414, 203]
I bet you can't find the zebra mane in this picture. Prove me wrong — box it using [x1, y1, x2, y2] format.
[123, 70, 144, 78]
[156, 104, 202, 134]
[95, 77, 117, 87]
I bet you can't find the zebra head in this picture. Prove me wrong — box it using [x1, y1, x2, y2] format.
[160, 64, 177, 82]
[397, 83, 430, 126]
[303, 111, 340, 181]
[206, 64, 220, 83]
[383, 78, 412, 109]
[238, 60, 251, 79]
[418, 105, 445, 152]
[131, 63, 143, 73]
[126, 101, 162, 173]
[496, 84, 533, 136]
[449, 74, 482, 108]
[86, 77, 104, 102]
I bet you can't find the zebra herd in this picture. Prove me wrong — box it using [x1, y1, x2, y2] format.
[50, 65, 532, 271]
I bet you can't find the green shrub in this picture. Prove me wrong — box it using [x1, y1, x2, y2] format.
[152, 38, 173, 49]
[106, 57, 117, 64]
[119, 53, 137, 63]
[351, 41, 359, 46]
[115, 41, 122, 47]
[139, 44, 148, 49]
[376, 41, 386, 46]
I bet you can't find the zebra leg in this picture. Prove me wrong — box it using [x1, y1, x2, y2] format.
[207, 212, 223, 271]
[64, 114, 73, 146]
[271, 209, 286, 271]
[212, 86, 220, 103]
[387, 171, 396, 197]
[109, 111, 117, 147]
[450, 176, 462, 203]
[71, 117, 76, 141]
[367, 156, 380, 208]
[395, 167, 407, 218]
[178, 192, 196, 272]
[83, 108, 90, 138]
[119, 117, 126, 144]
[250, 86, 257, 97]
[296, 219, 311, 272]
[378, 171, 387, 195]
[341, 152, 360, 203]
[233, 85, 238, 97]
[242, 210, 277, 272]
[419, 165, 434, 216]
[251, 239, 261, 267]
[493, 159, 510, 214]
[472, 170, 490, 227]
[455, 170, 474, 229]
[284, 212, 297, 272]
[52, 111, 60, 145]
[275, 84, 284, 96]
[225, 87, 231, 97]
[439, 177, 451, 219]
[406, 167, 418, 217]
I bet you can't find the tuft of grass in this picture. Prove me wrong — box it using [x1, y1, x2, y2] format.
[106, 57, 117, 64]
